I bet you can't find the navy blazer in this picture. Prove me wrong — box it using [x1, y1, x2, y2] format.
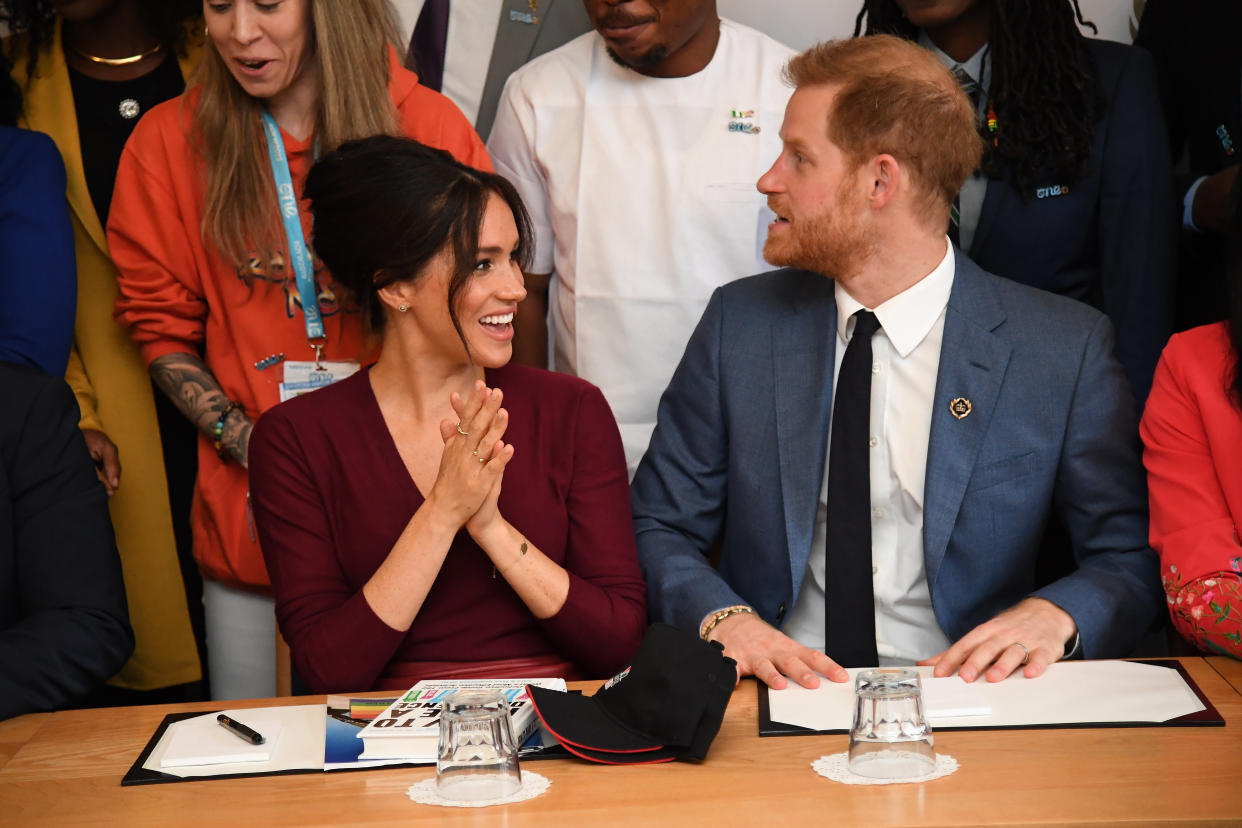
[0, 127, 76, 376]
[631, 255, 1162, 661]
[966, 40, 1176, 404]
[0, 363, 132, 719]
[1135, 0, 1241, 330]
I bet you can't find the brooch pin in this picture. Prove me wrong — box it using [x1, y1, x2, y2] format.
[254, 353, 286, 371]
[949, 397, 972, 420]
[510, 1, 538, 24]
[1217, 124, 1235, 157]
[728, 108, 760, 135]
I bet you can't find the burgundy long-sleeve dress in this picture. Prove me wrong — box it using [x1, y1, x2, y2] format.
[248, 364, 647, 693]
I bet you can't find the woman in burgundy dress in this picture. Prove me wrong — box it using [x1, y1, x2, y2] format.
[248, 136, 647, 693]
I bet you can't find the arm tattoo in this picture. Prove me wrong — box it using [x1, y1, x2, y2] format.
[150, 352, 253, 467]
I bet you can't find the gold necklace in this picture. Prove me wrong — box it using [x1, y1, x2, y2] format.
[66, 41, 163, 67]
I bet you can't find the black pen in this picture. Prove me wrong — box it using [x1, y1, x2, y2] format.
[217, 713, 265, 745]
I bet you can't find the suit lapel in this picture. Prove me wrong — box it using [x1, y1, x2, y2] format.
[773, 280, 836, 597]
[922, 258, 1012, 588]
[477, 0, 553, 136]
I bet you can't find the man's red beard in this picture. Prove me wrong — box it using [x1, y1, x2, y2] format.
[764, 186, 878, 281]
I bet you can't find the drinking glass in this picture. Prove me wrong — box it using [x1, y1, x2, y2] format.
[435, 689, 523, 802]
[847, 668, 936, 779]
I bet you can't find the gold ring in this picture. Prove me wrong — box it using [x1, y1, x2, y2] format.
[455, 422, 469, 436]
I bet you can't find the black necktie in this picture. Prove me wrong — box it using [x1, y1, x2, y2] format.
[408, 0, 450, 92]
[949, 65, 981, 248]
[824, 310, 881, 668]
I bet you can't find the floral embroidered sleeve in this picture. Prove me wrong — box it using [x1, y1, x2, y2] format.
[1141, 328, 1242, 661]
[1163, 563, 1242, 657]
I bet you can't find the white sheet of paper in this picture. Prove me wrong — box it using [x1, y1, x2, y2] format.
[146, 706, 325, 778]
[160, 717, 283, 768]
[766, 661, 1206, 733]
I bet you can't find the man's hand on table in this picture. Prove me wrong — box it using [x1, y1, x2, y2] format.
[919, 597, 1077, 682]
[707, 611, 849, 689]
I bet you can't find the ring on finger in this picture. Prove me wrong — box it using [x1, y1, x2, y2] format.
[455, 422, 469, 437]
[1013, 642, 1030, 665]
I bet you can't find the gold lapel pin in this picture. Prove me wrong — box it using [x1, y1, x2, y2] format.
[949, 397, 972, 420]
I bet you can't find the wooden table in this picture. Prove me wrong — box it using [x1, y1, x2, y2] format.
[1209, 656, 1242, 697]
[2, 658, 1241, 826]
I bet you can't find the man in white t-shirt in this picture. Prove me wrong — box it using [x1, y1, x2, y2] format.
[488, 0, 794, 474]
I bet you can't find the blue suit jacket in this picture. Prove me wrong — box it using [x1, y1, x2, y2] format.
[966, 40, 1176, 404]
[631, 255, 1162, 660]
[0, 127, 76, 376]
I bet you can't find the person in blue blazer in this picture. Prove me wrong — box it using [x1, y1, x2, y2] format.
[0, 361, 133, 719]
[0, 125, 76, 376]
[632, 35, 1162, 690]
[854, 0, 1176, 405]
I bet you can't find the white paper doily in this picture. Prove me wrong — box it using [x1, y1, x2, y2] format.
[407, 770, 551, 808]
[812, 752, 959, 785]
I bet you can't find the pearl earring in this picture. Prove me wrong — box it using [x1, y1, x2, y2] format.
[397, 303, 409, 312]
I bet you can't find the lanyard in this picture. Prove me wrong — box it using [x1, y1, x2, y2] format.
[259, 109, 326, 356]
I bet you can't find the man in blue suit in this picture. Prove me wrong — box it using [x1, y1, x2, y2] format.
[632, 35, 1162, 689]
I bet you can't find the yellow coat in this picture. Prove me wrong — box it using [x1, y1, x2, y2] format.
[12, 21, 202, 690]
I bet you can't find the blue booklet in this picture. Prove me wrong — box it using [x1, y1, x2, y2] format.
[324, 696, 404, 769]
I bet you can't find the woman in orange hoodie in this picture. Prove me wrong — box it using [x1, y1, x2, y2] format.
[110, 0, 489, 700]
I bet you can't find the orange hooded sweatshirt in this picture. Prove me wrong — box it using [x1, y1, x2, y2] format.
[111, 50, 491, 590]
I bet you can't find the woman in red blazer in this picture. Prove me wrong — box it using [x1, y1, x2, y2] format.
[1142, 193, 1242, 658]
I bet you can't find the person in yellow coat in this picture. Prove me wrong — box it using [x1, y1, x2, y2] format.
[4, 0, 203, 697]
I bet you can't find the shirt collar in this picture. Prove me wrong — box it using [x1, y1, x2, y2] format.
[918, 31, 991, 102]
[835, 240, 955, 358]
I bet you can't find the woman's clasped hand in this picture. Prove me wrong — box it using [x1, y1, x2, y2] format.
[427, 382, 515, 537]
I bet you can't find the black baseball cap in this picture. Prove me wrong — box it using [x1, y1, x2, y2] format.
[527, 623, 737, 764]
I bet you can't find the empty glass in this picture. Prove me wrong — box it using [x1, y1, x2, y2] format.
[848, 668, 936, 779]
[435, 689, 523, 802]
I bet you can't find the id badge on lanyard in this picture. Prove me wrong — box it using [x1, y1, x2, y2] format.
[259, 110, 358, 400]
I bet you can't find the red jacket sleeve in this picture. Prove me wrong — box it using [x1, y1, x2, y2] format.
[1141, 332, 1242, 656]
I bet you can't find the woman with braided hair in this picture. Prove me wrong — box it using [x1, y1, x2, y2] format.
[855, 0, 1176, 404]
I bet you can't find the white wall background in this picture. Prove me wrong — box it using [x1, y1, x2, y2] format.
[389, 0, 1145, 54]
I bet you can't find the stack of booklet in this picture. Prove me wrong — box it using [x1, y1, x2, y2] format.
[348, 677, 566, 763]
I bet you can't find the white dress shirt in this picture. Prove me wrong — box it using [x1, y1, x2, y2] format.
[400, 0, 504, 126]
[783, 242, 956, 664]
